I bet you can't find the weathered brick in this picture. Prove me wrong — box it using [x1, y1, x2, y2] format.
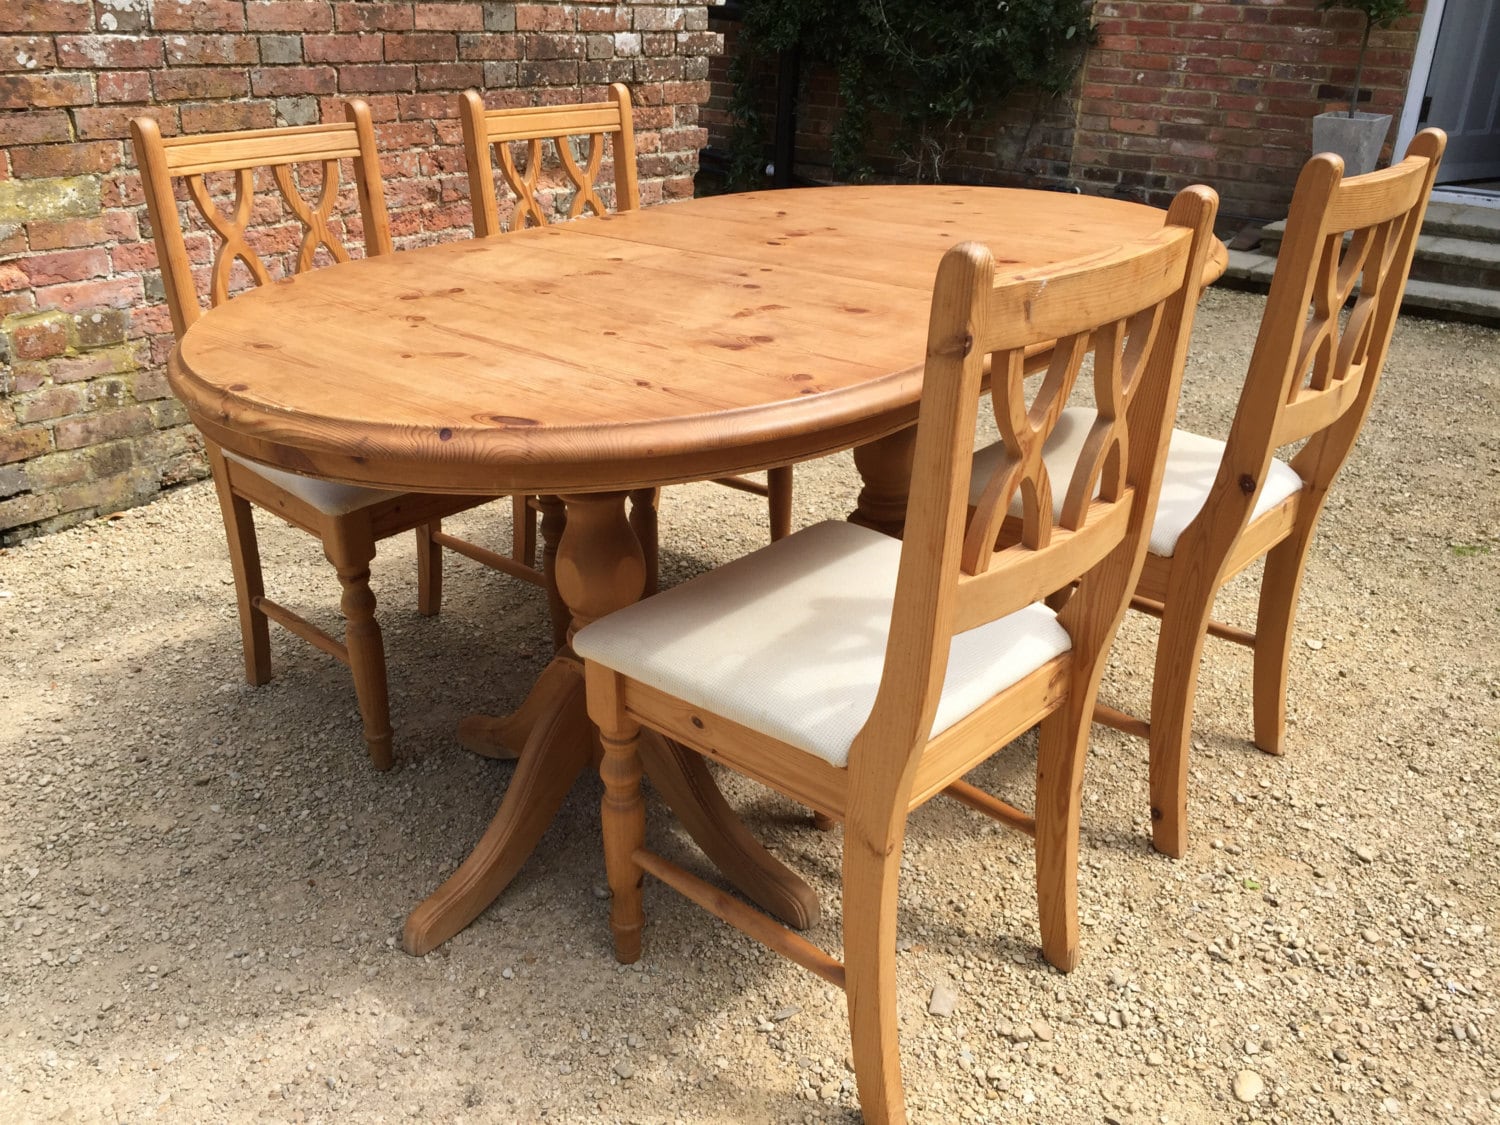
[11, 143, 122, 180]
[259, 35, 304, 65]
[333, 2, 415, 32]
[163, 34, 262, 66]
[0, 424, 52, 465]
[5, 311, 73, 358]
[247, 2, 335, 34]
[0, 0, 90, 35]
[153, 1, 248, 32]
[385, 32, 459, 62]
[0, 490, 60, 530]
[416, 63, 483, 91]
[178, 101, 276, 134]
[72, 309, 130, 349]
[53, 404, 155, 451]
[153, 67, 252, 102]
[303, 34, 382, 64]
[34, 275, 144, 314]
[0, 72, 92, 109]
[16, 248, 110, 287]
[337, 64, 416, 93]
[0, 34, 55, 70]
[0, 464, 27, 499]
[250, 66, 337, 97]
[97, 70, 152, 103]
[75, 104, 176, 141]
[46, 343, 142, 383]
[13, 384, 90, 424]
[56, 35, 164, 69]
[4, 110, 74, 145]
[414, 3, 482, 32]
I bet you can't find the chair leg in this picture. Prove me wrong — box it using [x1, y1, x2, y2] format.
[598, 712, 647, 964]
[537, 495, 569, 652]
[325, 525, 393, 771]
[841, 815, 908, 1125]
[1146, 581, 1216, 859]
[1251, 527, 1315, 757]
[767, 465, 793, 541]
[210, 466, 272, 686]
[513, 494, 537, 571]
[627, 488, 660, 596]
[415, 521, 442, 617]
[1034, 693, 1093, 973]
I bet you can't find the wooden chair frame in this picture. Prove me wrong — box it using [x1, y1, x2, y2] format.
[459, 84, 794, 614]
[132, 103, 542, 770]
[583, 188, 1219, 1123]
[1093, 130, 1447, 857]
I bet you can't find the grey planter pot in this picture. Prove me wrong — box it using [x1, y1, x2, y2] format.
[1311, 111, 1392, 177]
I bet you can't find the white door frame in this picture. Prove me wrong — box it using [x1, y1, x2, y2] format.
[1394, 0, 1500, 208]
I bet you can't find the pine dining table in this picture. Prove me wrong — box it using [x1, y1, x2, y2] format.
[168, 184, 1227, 955]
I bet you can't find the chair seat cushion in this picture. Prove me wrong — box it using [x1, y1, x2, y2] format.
[971, 407, 1304, 558]
[573, 520, 1071, 768]
[223, 450, 400, 517]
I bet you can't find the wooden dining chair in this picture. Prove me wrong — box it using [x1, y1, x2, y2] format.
[576, 187, 1219, 1123]
[996, 130, 1444, 858]
[132, 104, 546, 771]
[458, 84, 796, 604]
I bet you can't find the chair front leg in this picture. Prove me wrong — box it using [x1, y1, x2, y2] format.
[598, 703, 647, 964]
[208, 452, 272, 686]
[325, 524, 393, 771]
[415, 520, 442, 617]
[1147, 573, 1217, 859]
[842, 814, 908, 1125]
[1251, 521, 1318, 757]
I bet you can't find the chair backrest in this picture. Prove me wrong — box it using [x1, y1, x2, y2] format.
[131, 103, 393, 341]
[851, 187, 1220, 772]
[459, 84, 640, 237]
[1201, 129, 1446, 547]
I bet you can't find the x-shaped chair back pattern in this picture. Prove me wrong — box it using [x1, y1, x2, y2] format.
[133, 103, 392, 340]
[459, 84, 639, 238]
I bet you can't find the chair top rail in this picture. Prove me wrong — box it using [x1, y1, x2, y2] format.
[981, 227, 1193, 353]
[477, 102, 625, 144]
[158, 122, 364, 177]
[1321, 153, 1431, 232]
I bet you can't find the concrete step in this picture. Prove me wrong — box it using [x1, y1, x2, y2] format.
[1220, 247, 1500, 326]
[1234, 200, 1500, 324]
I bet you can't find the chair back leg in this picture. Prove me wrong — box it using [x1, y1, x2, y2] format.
[1251, 517, 1320, 755]
[415, 521, 443, 617]
[841, 813, 908, 1125]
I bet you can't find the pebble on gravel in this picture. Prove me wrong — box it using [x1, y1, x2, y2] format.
[1233, 1070, 1265, 1104]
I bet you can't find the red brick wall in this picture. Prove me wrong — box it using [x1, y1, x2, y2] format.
[0, 1, 720, 543]
[707, 2, 1423, 219]
[1074, 0, 1424, 217]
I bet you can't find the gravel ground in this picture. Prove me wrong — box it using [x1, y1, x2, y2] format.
[1, 287, 1497, 1124]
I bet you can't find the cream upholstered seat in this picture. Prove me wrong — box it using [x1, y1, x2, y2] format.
[972, 406, 1304, 557]
[575, 520, 1070, 768]
[582, 186, 1221, 1125]
[221, 451, 396, 518]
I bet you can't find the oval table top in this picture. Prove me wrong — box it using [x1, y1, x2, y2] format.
[170, 185, 1226, 495]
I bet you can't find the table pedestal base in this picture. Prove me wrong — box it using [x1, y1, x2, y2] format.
[403, 490, 824, 956]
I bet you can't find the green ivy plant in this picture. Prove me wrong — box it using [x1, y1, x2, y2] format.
[1317, 0, 1412, 118]
[730, 0, 1093, 186]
